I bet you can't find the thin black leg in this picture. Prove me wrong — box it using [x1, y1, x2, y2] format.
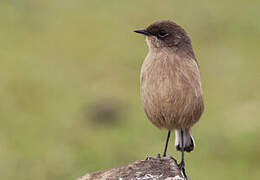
[178, 130, 187, 179]
[163, 130, 171, 157]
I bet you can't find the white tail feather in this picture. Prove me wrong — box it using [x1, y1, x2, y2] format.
[175, 128, 195, 152]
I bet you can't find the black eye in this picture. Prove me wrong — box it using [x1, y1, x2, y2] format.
[157, 30, 168, 38]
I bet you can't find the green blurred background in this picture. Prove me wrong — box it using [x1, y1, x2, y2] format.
[1, 0, 260, 180]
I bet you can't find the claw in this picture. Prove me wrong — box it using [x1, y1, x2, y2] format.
[178, 160, 187, 179]
[178, 160, 185, 170]
[145, 156, 152, 160]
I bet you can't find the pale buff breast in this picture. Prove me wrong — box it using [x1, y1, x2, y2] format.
[140, 48, 204, 130]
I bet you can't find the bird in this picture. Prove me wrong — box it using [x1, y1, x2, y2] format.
[134, 20, 204, 177]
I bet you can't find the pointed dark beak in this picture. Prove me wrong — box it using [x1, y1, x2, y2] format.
[134, 29, 150, 36]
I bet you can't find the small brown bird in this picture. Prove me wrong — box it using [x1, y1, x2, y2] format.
[134, 20, 204, 176]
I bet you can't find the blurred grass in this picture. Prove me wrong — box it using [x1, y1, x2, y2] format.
[0, 0, 259, 179]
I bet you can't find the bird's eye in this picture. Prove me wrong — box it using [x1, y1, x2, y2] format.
[157, 30, 168, 38]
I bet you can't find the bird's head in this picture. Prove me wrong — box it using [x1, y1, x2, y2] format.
[134, 20, 194, 57]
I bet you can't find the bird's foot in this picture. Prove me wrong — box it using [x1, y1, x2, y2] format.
[145, 153, 171, 160]
[178, 160, 185, 170]
[178, 160, 187, 179]
[145, 156, 152, 160]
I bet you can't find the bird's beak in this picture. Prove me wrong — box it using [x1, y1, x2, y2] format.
[134, 29, 150, 36]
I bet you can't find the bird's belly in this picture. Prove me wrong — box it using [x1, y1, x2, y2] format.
[140, 73, 203, 130]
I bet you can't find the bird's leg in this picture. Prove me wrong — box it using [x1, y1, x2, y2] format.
[178, 130, 187, 178]
[162, 130, 171, 157]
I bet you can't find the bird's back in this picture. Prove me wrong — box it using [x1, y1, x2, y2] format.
[140, 48, 204, 130]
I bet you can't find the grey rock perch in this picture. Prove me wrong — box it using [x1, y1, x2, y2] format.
[76, 157, 190, 180]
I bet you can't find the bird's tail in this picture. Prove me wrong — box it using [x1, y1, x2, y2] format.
[175, 128, 195, 152]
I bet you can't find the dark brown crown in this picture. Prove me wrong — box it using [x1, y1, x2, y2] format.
[146, 20, 195, 58]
